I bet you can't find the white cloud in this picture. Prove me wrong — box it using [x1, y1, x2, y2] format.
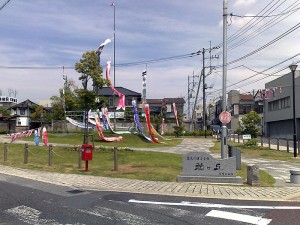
[233, 0, 256, 8]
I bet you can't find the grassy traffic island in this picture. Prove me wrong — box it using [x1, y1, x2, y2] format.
[0, 132, 278, 186]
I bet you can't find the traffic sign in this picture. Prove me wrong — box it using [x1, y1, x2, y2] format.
[219, 111, 231, 124]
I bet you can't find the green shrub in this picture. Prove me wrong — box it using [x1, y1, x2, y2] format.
[245, 138, 257, 147]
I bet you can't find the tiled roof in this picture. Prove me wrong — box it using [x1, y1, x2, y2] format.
[240, 94, 253, 101]
[98, 87, 141, 96]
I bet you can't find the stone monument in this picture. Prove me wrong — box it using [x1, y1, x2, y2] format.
[177, 152, 243, 184]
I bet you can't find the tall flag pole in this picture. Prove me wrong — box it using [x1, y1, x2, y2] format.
[142, 68, 147, 105]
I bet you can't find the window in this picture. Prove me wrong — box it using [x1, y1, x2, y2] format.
[109, 98, 114, 106]
[20, 109, 25, 115]
[268, 97, 290, 111]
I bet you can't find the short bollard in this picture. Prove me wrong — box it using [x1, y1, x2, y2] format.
[48, 145, 53, 166]
[4, 142, 8, 161]
[290, 170, 300, 184]
[24, 143, 28, 164]
[247, 165, 260, 186]
[114, 147, 118, 171]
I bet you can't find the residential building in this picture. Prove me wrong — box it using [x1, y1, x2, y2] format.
[97, 87, 142, 110]
[147, 97, 185, 119]
[264, 70, 300, 139]
[0, 95, 18, 108]
[7, 99, 39, 131]
[227, 90, 254, 132]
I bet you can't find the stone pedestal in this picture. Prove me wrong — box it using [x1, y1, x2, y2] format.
[177, 152, 242, 185]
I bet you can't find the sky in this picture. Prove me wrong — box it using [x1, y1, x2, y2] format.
[0, 0, 299, 116]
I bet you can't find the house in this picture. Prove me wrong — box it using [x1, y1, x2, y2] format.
[227, 90, 254, 132]
[7, 99, 40, 132]
[146, 98, 185, 119]
[97, 87, 142, 110]
[0, 114, 19, 134]
[264, 70, 300, 139]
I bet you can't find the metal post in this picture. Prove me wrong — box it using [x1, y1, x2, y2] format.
[202, 48, 207, 138]
[113, 1, 116, 130]
[24, 143, 28, 164]
[85, 160, 89, 172]
[292, 69, 297, 157]
[221, 0, 228, 159]
[277, 138, 279, 151]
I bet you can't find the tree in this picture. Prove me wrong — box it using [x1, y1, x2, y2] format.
[0, 107, 10, 116]
[49, 79, 80, 121]
[237, 111, 261, 138]
[31, 105, 51, 124]
[75, 51, 109, 110]
[75, 50, 109, 143]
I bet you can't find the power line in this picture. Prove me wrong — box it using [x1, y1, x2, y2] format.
[0, 50, 202, 70]
[226, 22, 300, 66]
[0, 0, 11, 11]
[228, 1, 300, 51]
[230, 7, 300, 18]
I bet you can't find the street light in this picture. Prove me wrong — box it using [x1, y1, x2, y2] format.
[289, 63, 298, 158]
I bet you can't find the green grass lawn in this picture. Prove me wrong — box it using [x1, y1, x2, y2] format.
[0, 142, 182, 182]
[210, 140, 300, 163]
[0, 134, 277, 186]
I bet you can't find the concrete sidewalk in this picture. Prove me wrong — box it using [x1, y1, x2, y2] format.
[1, 164, 300, 202]
[1, 137, 300, 201]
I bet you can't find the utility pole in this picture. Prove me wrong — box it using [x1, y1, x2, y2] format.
[188, 71, 199, 131]
[188, 71, 198, 120]
[201, 46, 219, 138]
[221, 0, 228, 159]
[202, 48, 207, 138]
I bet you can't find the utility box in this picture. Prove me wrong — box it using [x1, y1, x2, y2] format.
[82, 144, 93, 161]
[228, 145, 241, 170]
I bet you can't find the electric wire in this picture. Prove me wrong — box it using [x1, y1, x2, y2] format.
[228, 1, 300, 51]
[0, 0, 11, 11]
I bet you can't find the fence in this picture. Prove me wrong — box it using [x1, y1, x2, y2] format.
[228, 134, 300, 154]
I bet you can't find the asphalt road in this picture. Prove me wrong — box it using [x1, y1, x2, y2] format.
[1, 174, 300, 225]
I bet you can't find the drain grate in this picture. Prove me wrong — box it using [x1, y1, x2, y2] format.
[67, 189, 85, 194]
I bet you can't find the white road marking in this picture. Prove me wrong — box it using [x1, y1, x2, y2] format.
[129, 199, 300, 210]
[5, 205, 57, 225]
[79, 206, 153, 225]
[5, 205, 84, 225]
[206, 210, 272, 225]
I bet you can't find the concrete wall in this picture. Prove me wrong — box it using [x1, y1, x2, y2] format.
[51, 120, 179, 133]
[264, 70, 300, 139]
